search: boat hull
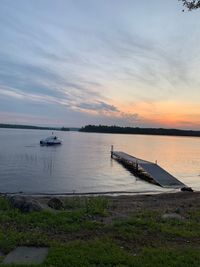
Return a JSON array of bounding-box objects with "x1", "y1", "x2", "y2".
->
[
  {"x1": 40, "y1": 136, "x2": 62, "y2": 145},
  {"x1": 40, "y1": 141, "x2": 61, "y2": 145}
]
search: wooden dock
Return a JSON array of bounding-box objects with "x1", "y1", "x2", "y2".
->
[{"x1": 111, "y1": 149, "x2": 188, "y2": 189}]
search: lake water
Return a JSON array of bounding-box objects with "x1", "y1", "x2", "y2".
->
[{"x1": 0, "y1": 128, "x2": 199, "y2": 194}]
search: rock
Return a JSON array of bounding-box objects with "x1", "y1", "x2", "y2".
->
[
  {"x1": 162, "y1": 213, "x2": 184, "y2": 220},
  {"x1": 47, "y1": 197, "x2": 64, "y2": 210},
  {"x1": 174, "y1": 207, "x2": 182, "y2": 214},
  {"x1": 9, "y1": 196, "x2": 43, "y2": 213},
  {"x1": 3, "y1": 246, "x2": 48, "y2": 265},
  {"x1": 0, "y1": 250, "x2": 4, "y2": 257},
  {"x1": 181, "y1": 187, "x2": 193, "y2": 192}
]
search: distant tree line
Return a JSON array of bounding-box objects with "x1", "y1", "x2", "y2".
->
[
  {"x1": 60, "y1": 127, "x2": 70, "y2": 131},
  {"x1": 80, "y1": 125, "x2": 200, "y2": 137},
  {"x1": 0, "y1": 124, "x2": 69, "y2": 131}
]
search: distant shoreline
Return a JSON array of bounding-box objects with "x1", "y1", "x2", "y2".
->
[
  {"x1": 0, "y1": 124, "x2": 70, "y2": 131},
  {"x1": 1, "y1": 124, "x2": 200, "y2": 137},
  {"x1": 79, "y1": 125, "x2": 200, "y2": 137}
]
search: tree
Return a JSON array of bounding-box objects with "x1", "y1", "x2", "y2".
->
[{"x1": 180, "y1": 0, "x2": 200, "y2": 10}]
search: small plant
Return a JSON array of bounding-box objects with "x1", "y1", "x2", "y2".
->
[
  {"x1": 0, "y1": 197, "x2": 12, "y2": 211},
  {"x1": 64, "y1": 197, "x2": 84, "y2": 210},
  {"x1": 85, "y1": 197, "x2": 108, "y2": 216}
]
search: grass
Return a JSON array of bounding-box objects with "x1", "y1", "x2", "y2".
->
[
  {"x1": 1, "y1": 241, "x2": 200, "y2": 267},
  {"x1": 45, "y1": 239, "x2": 135, "y2": 267},
  {"x1": 112, "y1": 209, "x2": 200, "y2": 241},
  {"x1": 0, "y1": 196, "x2": 200, "y2": 266},
  {"x1": 64, "y1": 196, "x2": 109, "y2": 216}
]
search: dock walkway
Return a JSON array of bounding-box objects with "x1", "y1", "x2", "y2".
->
[{"x1": 112, "y1": 151, "x2": 185, "y2": 188}]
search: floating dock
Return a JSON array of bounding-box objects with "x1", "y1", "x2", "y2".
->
[{"x1": 111, "y1": 148, "x2": 187, "y2": 189}]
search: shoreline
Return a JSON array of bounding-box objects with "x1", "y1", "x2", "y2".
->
[
  {"x1": 1, "y1": 126, "x2": 200, "y2": 138},
  {"x1": 1, "y1": 188, "x2": 178, "y2": 197},
  {"x1": 80, "y1": 125, "x2": 200, "y2": 137},
  {"x1": 3, "y1": 190, "x2": 197, "y2": 210}
]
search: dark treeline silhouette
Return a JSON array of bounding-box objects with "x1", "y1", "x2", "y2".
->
[
  {"x1": 0, "y1": 124, "x2": 70, "y2": 131},
  {"x1": 80, "y1": 125, "x2": 200, "y2": 137},
  {"x1": 60, "y1": 127, "x2": 70, "y2": 131}
]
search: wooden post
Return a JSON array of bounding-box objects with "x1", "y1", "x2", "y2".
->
[{"x1": 111, "y1": 145, "x2": 114, "y2": 158}]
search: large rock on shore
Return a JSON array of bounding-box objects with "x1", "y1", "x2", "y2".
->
[
  {"x1": 8, "y1": 196, "x2": 43, "y2": 213},
  {"x1": 47, "y1": 197, "x2": 64, "y2": 210}
]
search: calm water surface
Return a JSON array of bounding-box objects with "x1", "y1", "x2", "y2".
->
[{"x1": 0, "y1": 128, "x2": 199, "y2": 194}]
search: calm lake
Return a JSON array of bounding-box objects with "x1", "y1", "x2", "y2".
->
[{"x1": 0, "y1": 128, "x2": 199, "y2": 194}]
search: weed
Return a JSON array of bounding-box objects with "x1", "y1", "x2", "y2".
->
[{"x1": 85, "y1": 197, "x2": 109, "y2": 216}]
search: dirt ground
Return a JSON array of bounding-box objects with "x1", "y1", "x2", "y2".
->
[
  {"x1": 19, "y1": 191, "x2": 199, "y2": 217},
  {"x1": 106, "y1": 191, "x2": 199, "y2": 218}
]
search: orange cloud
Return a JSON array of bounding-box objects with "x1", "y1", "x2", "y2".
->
[{"x1": 111, "y1": 99, "x2": 200, "y2": 129}]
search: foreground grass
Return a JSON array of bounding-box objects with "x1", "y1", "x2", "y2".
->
[
  {"x1": 0, "y1": 195, "x2": 200, "y2": 266},
  {"x1": 45, "y1": 242, "x2": 200, "y2": 267}
]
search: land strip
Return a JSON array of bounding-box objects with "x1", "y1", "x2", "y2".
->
[{"x1": 80, "y1": 125, "x2": 200, "y2": 137}]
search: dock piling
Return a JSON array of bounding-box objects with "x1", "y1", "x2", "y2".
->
[{"x1": 111, "y1": 145, "x2": 114, "y2": 158}]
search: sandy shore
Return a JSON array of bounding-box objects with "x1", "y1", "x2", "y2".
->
[
  {"x1": 4, "y1": 191, "x2": 199, "y2": 218},
  {"x1": 107, "y1": 191, "x2": 198, "y2": 216}
]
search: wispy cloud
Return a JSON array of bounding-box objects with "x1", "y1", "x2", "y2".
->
[
  {"x1": 77, "y1": 101, "x2": 119, "y2": 113},
  {"x1": 0, "y1": 0, "x2": 199, "y2": 128}
]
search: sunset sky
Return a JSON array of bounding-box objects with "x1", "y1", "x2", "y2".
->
[{"x1": 0, "y1": 0, "x2": 200, "y2": 129}]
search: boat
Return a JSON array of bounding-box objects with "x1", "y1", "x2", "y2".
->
[{"x1": 40, "y1": 135, "x2": 62, "y2": 145}]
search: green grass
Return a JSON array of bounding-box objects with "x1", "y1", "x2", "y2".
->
[
  {"x1": 0, "y1": 197, "x2": 12, "y2": 211},
  {"x1": 134, "y1": 247, "x2": 200, "y2": 267},
  {"x1": 0, "y1": 229, "x2": 50, "y2": 254},
  {"x1": 64, "y1": 196, "x2": 109, "y2": 216},
  {"x1": 85, "y1": 197, "x2": 109, "y2": 216},
  {"x1": 0, "y1": 196, "x2": 200, "y2": 266},
  {"x1": 0, "y1": 197, "x2": 108, "y2": 253},
  {"x1": 64, "y1": 197, "x2": 85, "y2": 209},
  {"x1": 45, "y1": 239, "x2": 135, "y2": 267},
  {"x1": 1, "y1": 241, "x2": 200, "y2": 267},
  {"x1": 112, "y1": 209, "x2": 200, "y2": 240}
]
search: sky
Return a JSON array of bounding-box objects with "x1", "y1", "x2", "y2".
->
[{"x1": 0, "y1": 0, "x2": 200, "y2": 129}]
